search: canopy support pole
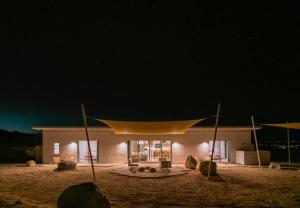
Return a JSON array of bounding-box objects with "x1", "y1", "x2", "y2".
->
[
  {"x1": 208, "y1": 103, "x2": 221, "y2": 180},
  {"x1": 81, "y1": 104, "x2": 96, "y2": 181},
  {"x1": 287, "y1": 121, "x2": 291, "y2": 165},
  {"x1": 251, "y1": 116, "x2": 261, "y2": 167}
]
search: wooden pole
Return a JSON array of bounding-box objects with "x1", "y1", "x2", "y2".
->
[
  {"x1": 208, "y1": 103, "x2": 221, "y2": 180},
  {"x1": 287, "y1": 121, "x2": 291, "y2": 165},
  {"x1": 251, "y1": 116, "x2": 261, "y2": 167},
  {"x1": 127, "y1": 140, "x2": 131, "y2": 165},
  {"x1": 81, "y1": 104, "x2": 96, "y2": 181}
]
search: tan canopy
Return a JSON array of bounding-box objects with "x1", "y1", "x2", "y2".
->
[
  {"x1": 263, "y1": 122, "x2": 300, "y2": 130},
  {"x1": 96, "y1": 118, "x2": 206, "y2": 135}
]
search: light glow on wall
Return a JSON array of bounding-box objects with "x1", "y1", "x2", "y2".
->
[
  {"x1": 116, "y1": 142, "x2": 127, "y2": 154},
  {"x1": 172, "y1": 142, "x2": 183, "y2": 153},
  {"x1": 198, "y1": 142, "x2": 209, "y2": 152},
  {"x1": 68, "y1": 142, "x2": 77, "y2": 161},
  {"x1": 68, "y1": 142, "x2": 77, "y2": 151}
]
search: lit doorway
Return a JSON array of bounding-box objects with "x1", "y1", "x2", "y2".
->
[
  {"x1": 209, "y1": 140, "x2": 230, "y2": 162},
  {"x1": 78, "y1": 140, "x2": 98, "y2": 163},
  {"x1": 129, "y1": 140, "x2": 171, "y2": 164}
]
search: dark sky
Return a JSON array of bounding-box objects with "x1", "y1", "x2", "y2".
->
[{"x1": 1, "y1": 1, "x2": 300, "y2": 132}]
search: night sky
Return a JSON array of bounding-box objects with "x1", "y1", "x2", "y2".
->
[{"x1": 1, "y1": 1, "x2": 300, "y2": 132}]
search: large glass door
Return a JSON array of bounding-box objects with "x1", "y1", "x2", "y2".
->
[
  {"x1": 209, "y1": 140, "x2": 230, "y2": 162},
  {"x1": 150, "y1": 140, "x2": 161, "y2": 162},
  {"x1": 129, "y1": 140, "x2": 171, "y2": 164},
  {"x1": 161, "y1": 140, "x2": 171, "y2": 161},
  {"x1": 78, "y1": 140, "x2": 98, "y2": 163},
  {"x1": 138, "y1": 140, "x2": 150, "y2": 162}
]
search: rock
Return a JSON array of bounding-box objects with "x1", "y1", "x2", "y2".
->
[
  {"x1": 129, "y1": 166, "x2": 137, "y2": 173},
  {"x1": 149, "y1": 167, "x2": 156, "y2": 172},
  {"x1": 269, "y1": 162, "x2": 281, "y2": 169},
  {"x1": 57, "y1": 160, "x2": 77, "y2": 171},
  {"x1": 199, "y1": 161, "x2": 217, "y2": 176},
  {"x1": 138, "y1": 167, "x2": 145, "y2": 172},
  {"x1": 26, "y1": 160, "x2": 36, "y2": 167},
  {"x1": 185, "y1": 155, "x2": 197, "y2": 169},
  {"x1": 57, "y1": 182, "x2": 110, "y2": 208}
]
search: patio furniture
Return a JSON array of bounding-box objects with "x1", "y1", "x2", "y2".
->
[
  {"x1": 139, "y1": 154, "x2": 148, "y2": 161},
  {"x1": 131, "y1": 155, "x2": 139, "y2": 163},
  {"x1": 160, "y1": 160, "x2": 172, "y2": 168},
  {"x1": 52, "y1": 156, "x2": 60, "y2": 164}
]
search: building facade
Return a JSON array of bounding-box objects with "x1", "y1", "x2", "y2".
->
[{"x1": 33, "y1": 126, "x2": 254, "y2": 164}]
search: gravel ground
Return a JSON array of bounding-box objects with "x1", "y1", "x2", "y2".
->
[{"x1": 0, "y1": 164, "x2": 299, "y2": 207}]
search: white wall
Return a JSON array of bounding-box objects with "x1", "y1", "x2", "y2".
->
[{"x1": 41, "y1": 127, "x2": 251, "y2": 164}]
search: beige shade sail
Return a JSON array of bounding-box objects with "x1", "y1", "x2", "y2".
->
[
  {"x1": 96, "y1": 118, "x2": 207, "y2": 135},
  {"x1": 263, "y1": 122, "x2": 300, "y2": 130}
]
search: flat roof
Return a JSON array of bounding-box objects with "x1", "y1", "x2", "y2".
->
[{"x1": 32, "y1": 125, "x2": 261, "y2": 132}]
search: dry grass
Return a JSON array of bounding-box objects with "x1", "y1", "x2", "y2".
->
[{"x1": 0, "y1": 164, "x2": 300, "y2": 207}]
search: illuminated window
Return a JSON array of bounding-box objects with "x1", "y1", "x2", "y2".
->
[
  {"x1": 54, "y1": 143, "x2": 60, "y2": 155},
  {"x1": 209, "y1": 140, "x2": 230, "y2": 161}
]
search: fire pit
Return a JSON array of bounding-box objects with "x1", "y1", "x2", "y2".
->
[{"x1": 110, "y1": 165, "x2": 189, "y2": 178}]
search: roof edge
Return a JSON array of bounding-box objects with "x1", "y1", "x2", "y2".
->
[{"x1": 32, "y1": 125, "x2": 261, "y2": 132}]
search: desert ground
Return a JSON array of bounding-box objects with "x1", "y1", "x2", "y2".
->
[{"x1": 0, "y1": 164, "x2": 300, "y2": 208}]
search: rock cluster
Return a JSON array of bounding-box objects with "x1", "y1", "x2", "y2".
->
[{"x1": 57, "y1": 160, "x2": 77, "y2": 171}]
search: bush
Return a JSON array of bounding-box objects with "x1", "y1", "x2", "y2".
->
[{"x1": 57, "y1": 160, "x2": 77, "y2": 171}]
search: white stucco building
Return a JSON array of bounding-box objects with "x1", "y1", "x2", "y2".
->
[{"x1": 33, "y1": 122, "x2": 255, "y2": 164}]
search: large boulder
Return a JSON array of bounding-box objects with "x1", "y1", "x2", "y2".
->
[
  {"x1": 26, "y1": 160, "x2": 36, "y2": 167},
  {"x1": 57, "y1": 160, "x2": 77, "y2": 171},
  {"x1": 185, "y1": 155, "x2": 198, "y2": 169},
  {"x1": 57, "y1": 182, "x2": 110, "y2": 208},
  {"x1": 269, "y1": 162, "x2": 281, "y2": 169},
  {"x1": 199, "y1": 161, "x2": 217, "y2": 176}
]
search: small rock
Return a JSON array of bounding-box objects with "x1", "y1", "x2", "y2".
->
[
  {"x1": 149, "y1": 167, "x2": 156, "y2": 172},
  {"x1": 57, "y1": 182, "x2": 110, "y2": 208},
  {"x1": 129, "y1": 166, "x2": 137, "y2": 173},
  {"x1": 185, "y1": 155, "x2": 197, "y2": 169},
  {"x1": 199, "y1": 160, "x2": 217, "y2": 176},
  {"x1": 57, "y1": 160, "x2": 77, "y2": 171},
  {"x1": 138, "y1": 167, "x2": 145, "y2": 172},
  {"x1": 269, "y1": 162, "x2": 281, "y2": 169},
  {"x1": 26, "y1": 160, "x2": 36, "y2": 167}
]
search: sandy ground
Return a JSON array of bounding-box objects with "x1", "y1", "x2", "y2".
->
[{"x1": 0, "y1": 164, "x2": 300, "y2": 208}]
